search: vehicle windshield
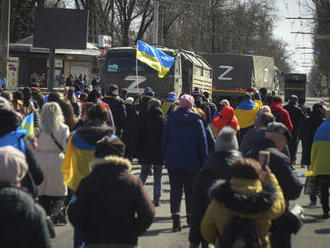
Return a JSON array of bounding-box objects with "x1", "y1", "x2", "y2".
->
[{"x1": 106, "y1": 55, "x2": 173, "y2": 75}]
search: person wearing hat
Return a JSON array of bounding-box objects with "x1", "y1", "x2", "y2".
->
[
  {"x1": 161, "y1": 91, "x2": 177, "y2": 116},
  {"x1": 244, "y1": 122, "x2": 303, "y2": 248},
  {"x1": 68, "y1": 156, "x2": 155, "y2": 248},
  {"x1": 189, "y1": 127, "x2": 241, "y2": 248},
  {"x1": 306, "y1": 110, "x2": 330, "y2": 218},
  {"x1": 284, "y1": 95, "x2": 305, "y2": 165},
  {"x1": 137, "y1": 87, "x2": 155, "y2": 119},
  {"x1": 138, "y1": 98, "x2": 167, "y2": 206},
  {"x1": 162, "y1": 94, "x2": 208, "y2": 232},
  {"x1": 269, "y1": 96, "x2": 293, "y2": 132},
  {"x1": 0, "y1": 146, "x2": 51, "y2": 248},
  {"x1": 103, "y1": 84, "x2": 127, "y2": 137},
  {"x1": 192, "y1": 87, "x2": 212, "y2": 124}
]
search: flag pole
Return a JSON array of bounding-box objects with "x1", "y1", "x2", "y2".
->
[{"x1": 136, "y1": 55, "x2": 140, "y2": 95}]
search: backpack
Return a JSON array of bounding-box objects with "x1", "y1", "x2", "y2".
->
[{"x1": 220, "y1": 216, "x2": 262, "y2": 248}]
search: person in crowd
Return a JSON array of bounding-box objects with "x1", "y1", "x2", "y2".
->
[
  {"x1": 162, "y1": 94, "x2": 208, "y2": 232},
  {"x1": 240, "y1": 112, "x2": 275, "y2": 155},
  {"x1": 269, "y1": 96, "x2": 293, "y2": 131},
  {"x1": 36, "y1": 102, "x2": 70, "y2": 224},
  {"x1": 0, "y1": 146, "x2": 51, "y2": 248},
  {"x1": 0, "y1": 97, "x2": 43, "y2": 198},
  {"x1": 194, "y1": 107, "x2": 215, "y2": 153},
  {"x1": 200, "y1": 158, "x2": 286, "y2": 248},
  {"x1": 1, "y1": 90, "x2": 13, "y2": 102},
  {"x1": 31, "y1": 86, "x2": 44, "y2": 109},
  {"x1": 161, "y1": 91, "x2": 177, "y2": 116},
  {"x1": 69, "y1": 155, "x2": 155, "y2": 248},
  {"x1": 245, "y1": 122, "x2": 302, "y2": 248},
  {"x1": 67, "y1": 87, "x2": 81, "y2": 118},
  {"x1": 12, "y1": 90, "x2": 24, "y2": 117},
  {"x1": 254, "y1": 105, "x2": 271, "y2": 127},
  {"x1": 259, "y1": 87, "x2": 268, "y2": 104},
  {"x1": 284, "y1": 95, "x2": 305, "y2": 165},
  {"x1": 298, "y1": 97, "x2": 310, "y2": 117},
  {"x1": 203, "y1": 91, "x2": 217, "y2": 117},
  {"x1": 306, "y1": 110, "x2": 330, "y2": 218},
  {"x1": 139, "y1": 99, "x2": 167, "y2": 206},
  {"x1": 22, "y1": 87, "x2": 41, "y2": 137},
  {"x1": 138, "y1": 87, "x2": 155, "y2": 118},
  {"x1": 192, "y1": 87, "x2": 211, "y2": 124},
  {"x1": 212, "y1": 105, "x2": 239, "y2": 135},
  {"x1": 122, "y1": 97, "x2": 139, "y2": 161},
  {"x1": 66, "y1": 74, "x2": 74, "y2": 87},
  {"x1": 234, "y1": 92, "x2": 262, "y2": 140},
  {"x1": 120, "y1": 88, "x2": 128, "y2": 101},
  {"x1": 218, "y1": 99, "x2": 230, "y2": 112},
  {"x1": 91, "y1": 76, "x2": 100, "y2": 89},
  {"x1": 103, "y1": 84, "x2": 127, "y2": 137},
  {"x1": 189, "y1": 127, "x2": 241, "y2": 248}
]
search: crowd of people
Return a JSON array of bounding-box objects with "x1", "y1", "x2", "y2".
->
[{"x1": 0, "y1": 83, "x2": 329, "y2": 248}]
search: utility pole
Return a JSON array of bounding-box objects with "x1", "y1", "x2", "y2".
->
[
  {"x1": 153, "y1": 0, "x2": 159, "y2": 45},
  {"x1": 0, "y1": 0, "x2": 11, "y2": 80}
]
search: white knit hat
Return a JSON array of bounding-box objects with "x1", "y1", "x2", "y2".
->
[{"x1": 215, "y1": 127, "x2": 238, "y2": 152}]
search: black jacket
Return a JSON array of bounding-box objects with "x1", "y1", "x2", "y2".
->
[
  {"x1": 76, "y1": 119, "x2": 113, "y2": 146},
  {"x1": 194, "y1": 95, "x2": 211, "y2": 124},
  {"x1": 283, "y1": 103, "x2": 305, "y2": 137},
  {"x1": 69, "y1": 158, "x2": 155, "y2": 245},
  {"x1": 189, "y1": 150, "x2": 241, "y2": 244},
  {"x1": 139, "y1": 107, "x2": 166, "y2": 165},
  {"x1": 103, "y1": 96, "x2": 127, "y2": 136},
  {"x1": 245, "y1": 138, "x2": 302, "y2": 202},
  {"x1": 0, "y1": 183, "x2": 51, "y2": 248}
]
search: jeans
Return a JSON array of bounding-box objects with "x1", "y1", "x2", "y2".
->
[
  {"x1": 139, "y1": 164, "x2": 163, "y2": 201},
  {"x1": 167, "y1": 168, "x2": 197, "y2": 215},
  {"x1": 39, "y1": 195, "x2": 66, "y2": 217}
]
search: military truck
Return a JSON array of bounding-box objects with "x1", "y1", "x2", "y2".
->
[
  {"x1": 100, "y1": 47, "x2": 213, "y2": 98},
  {"x1": 284, "y1": 73, "x2": 306, "y2": 101},
  {"x1": 200, "y1": 53, "x2": 276, "y2": 101}
]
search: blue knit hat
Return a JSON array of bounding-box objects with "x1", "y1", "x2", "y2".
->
[{"x1": 144, "y1": 87, "x2": 154, "y2": 97}]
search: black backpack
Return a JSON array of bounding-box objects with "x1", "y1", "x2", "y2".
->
[{"x1": 220, "y1": 216, "x2": 262, "y2": 248}]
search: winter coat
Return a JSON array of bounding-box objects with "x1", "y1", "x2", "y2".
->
[
  {"x1": 234, "y1": 99, "x2": 262, "y2": 129},
  {"x1": 299, "y1": 111, "x2": 324, "y2": 165},
  {"x1": 138, "y1": 95, "x2": 153, "y2": 118},
  {"x1": 239, "y1": 127, "x2": 267, "y2": 155},
  {"x1": 194, "y1": 95, "x2": 211, "y2": 124},
  {"x1": 270, "y1": 102, "x2": 293, "y2": 131},
  {"x1": 139, "y1": 107, "x2": 166, "y2": 165},
  {"x1": 212, "y1": 106, "x2": 239, "y2": 133},
  {"x1": 244, "y1": 138, "x2": 303, "y2": 202},
  {"x1": 122, "y1": 103, "x2": 140, "y2": 159},
  {"x1": 283, "y1": 103, "x2": 305, "y2": 137},
  {"x1": 189, "y1": 150, "x2": 241, "y2": 245},
  {"x1": 0, "y1": 182, "x2": 51, "y2": 248},
  {"x1": 161, "y1": 94, "x2": 177, "y2": 115},
  {"x1": 103, "y1": 96, "x2": 127, "y2": 136},
  {"x1": 201, "y1": 174, "x2": 286, "y2": 248},
  {"x1": 36, "y1": 123, "x2": 70, "y2": 196},
  {"x1": 162, "y1": 108, "x2": 208, "y2": 171},
  {"x1": 69, "y1": 157, "x2": 155, "y2": 246}
]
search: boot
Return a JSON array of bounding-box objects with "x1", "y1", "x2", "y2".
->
[{"x1": 172, "y1": 214, "x2": 182, "y2": 232}]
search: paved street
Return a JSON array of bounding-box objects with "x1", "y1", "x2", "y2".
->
[{"x1": 51, "y1": 141, "x2": 330, "y2": 248}]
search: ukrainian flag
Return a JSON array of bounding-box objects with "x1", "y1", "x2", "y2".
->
[
  {"x1": 306, "y1": 120, "x2": 330, "y2": 177},
  {"x1": 62, "y1": 133, "x2": 96, "y2": 191},
  {"x1": 234, "y1": 99, "x2": 262, "y2": 129},
  {"x1": 20, "y1": 113, "x2": 35, "y2": 137},
  {"x1": 136, "y1": 40, "x2": 175, "y2": 78}
]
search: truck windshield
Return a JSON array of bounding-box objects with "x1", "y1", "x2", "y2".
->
[{"x1": 106, "y1": 55, "x2": 173, "y2": 75}]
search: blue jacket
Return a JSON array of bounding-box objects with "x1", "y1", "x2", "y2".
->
[{"x1": 162, "y1": 109, "x2": 208, "y2": 171}]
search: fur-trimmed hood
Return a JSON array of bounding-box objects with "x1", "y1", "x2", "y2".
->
[{"x1": 210, "y1": 179, "x2": 277, "y2": 215}]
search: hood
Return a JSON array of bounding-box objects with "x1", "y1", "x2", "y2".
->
[
  {"x1": 77, "y1": 120, "x2": 113, "y2": 145},
  {"x1": 220, "y1": 106, "x2": 235, "y2": 121},
  {"x1": 166, "y1": 92, "x2": 177, "y2": 102},
  {"x1": 236, "y1": 99, "x2": 255, "y2": 110},
  {"x1": 210, "y1": 179, "x2": 277, "y2": 215},
  {"x1": 270, "y1": 102, "x2": 283, "y2": 112},
  {"x1": 169, "y1": 108, "x2": 201, "y2": 126},
  {"x1": 147, "y1": 107, "x2": 164, "y2": 117}
]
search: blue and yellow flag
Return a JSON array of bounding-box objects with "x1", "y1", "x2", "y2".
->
[
  {"x1": 136, "y1": 40, "x2": 175, "y2": 78},
  {"x1": 20, "y1": 113, "x2": 35, "y2": 137},
  {"x1": 234, "y1": 99, "x2": 262, "y2": 129}
]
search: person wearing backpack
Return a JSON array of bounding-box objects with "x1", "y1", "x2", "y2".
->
[{"x1": 201, "y1": 158, "x2": 286, "y2": 248}]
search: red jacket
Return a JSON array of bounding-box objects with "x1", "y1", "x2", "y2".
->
[
  {"x1": 212, "y1": 106, "x2": 238, "y2": 133},
  {"x1": 270, "y1": 102, "x2": 293, "y2": 131}
]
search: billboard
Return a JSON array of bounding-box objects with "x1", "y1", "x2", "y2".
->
[{"x1": 33, "y1": 8, "x2": 88, "y2": 49}]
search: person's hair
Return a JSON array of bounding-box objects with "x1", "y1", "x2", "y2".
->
[
  {"x1": 1, "y1": 91, "x2": 13, "y2": 102},
  {"x1": 22, "y1": 87, "x2": 32, "y2": 107},
  {"x1": 95, "y1": 136, "x2": 126, "y2": 158},
  {"x1": 58, "y1": 99, "x2": 77, "y2": 131},
  {"x1": 230, "y1": 158, "x2": 261, "y2": 180},
  {"x1": 80, "y1": 92, "x2": 88, "y2": 102},
  {"x1": 259, "y1": 88, "x2": 267, "y2": 95},
  {"x1": 48, "y1": 92, "x2": 62, "y2": 103},
  {"x1": 87, "y1": 104, "x2": 109, "y2": 122},
  {"x1": 88, "y1": 89, "x2": 101, "y2": 103},
  {"x1": 193, "y1": 107, "x2": 206, "y2": 123},
  {"x1": 40, "y1": 102, "x2": 65, "y2": 133},
  {"x1": 258, "y1": 112, "x2": 274, "y2": 127},
  {"x1": 271, "y1": 96, "x2": 282, "y2": 103}
]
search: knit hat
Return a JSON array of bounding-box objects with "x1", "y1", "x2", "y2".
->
[
  {"x1": 108, "y1": 84, "x2": 119, "y2": 96},
  {"x1": 0, "y1": 146, "x2": 28, "y2": 183},
  {"x1": 219, "y1": 99, "x2": 230, "y2": 107},
  {"x1": 166, "y1": 92, "x2": 177, "y2": 102},
  {"x1": 259, "y1": 105, "x2": 271, "y2": 114},
  {"x1": 148, "y1": 98, "x2": 161, "y2": 109},
  {"x1": 215, "y1": 126, "x2": 238, "y2": 152},
  {"x1": 192, "y1": 87, "x2": 201, "y2": 96},
  {"x1": 95, "y1": 136, "x2": 126, "y2": 158},
  {"x1": 144, "y1": 87, "x2": 155, "y2": 97},
  {"x1": 125, "y1": 97, "x2": 134, "y2": 104},
  {"x1": 179, "y1": 94, "x2": 194, "y2": 109}
]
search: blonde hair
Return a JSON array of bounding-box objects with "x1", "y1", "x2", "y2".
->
[{"x1": 40, "y1": 102, "x2": 65, "y2": 133}]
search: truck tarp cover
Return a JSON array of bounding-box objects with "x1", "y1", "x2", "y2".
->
[{"x1": 253, "y1": 55, "x2": 275, "y2": 89}]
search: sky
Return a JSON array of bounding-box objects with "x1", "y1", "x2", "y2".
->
[{"x1": 273, "y1": 0, "x2": 315, "y2": 74}]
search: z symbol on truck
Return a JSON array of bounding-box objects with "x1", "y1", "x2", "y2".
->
[
  {"x1": 218, "y1": 65, "x2": 234, "y2": 80},
  {"x1": 125, "y1": 75, "x2": 146, "y2": 93}
]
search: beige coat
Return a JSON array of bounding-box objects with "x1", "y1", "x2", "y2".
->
[{"x1": 36, "y1": 123, "x2": 70, "y2": 196}]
